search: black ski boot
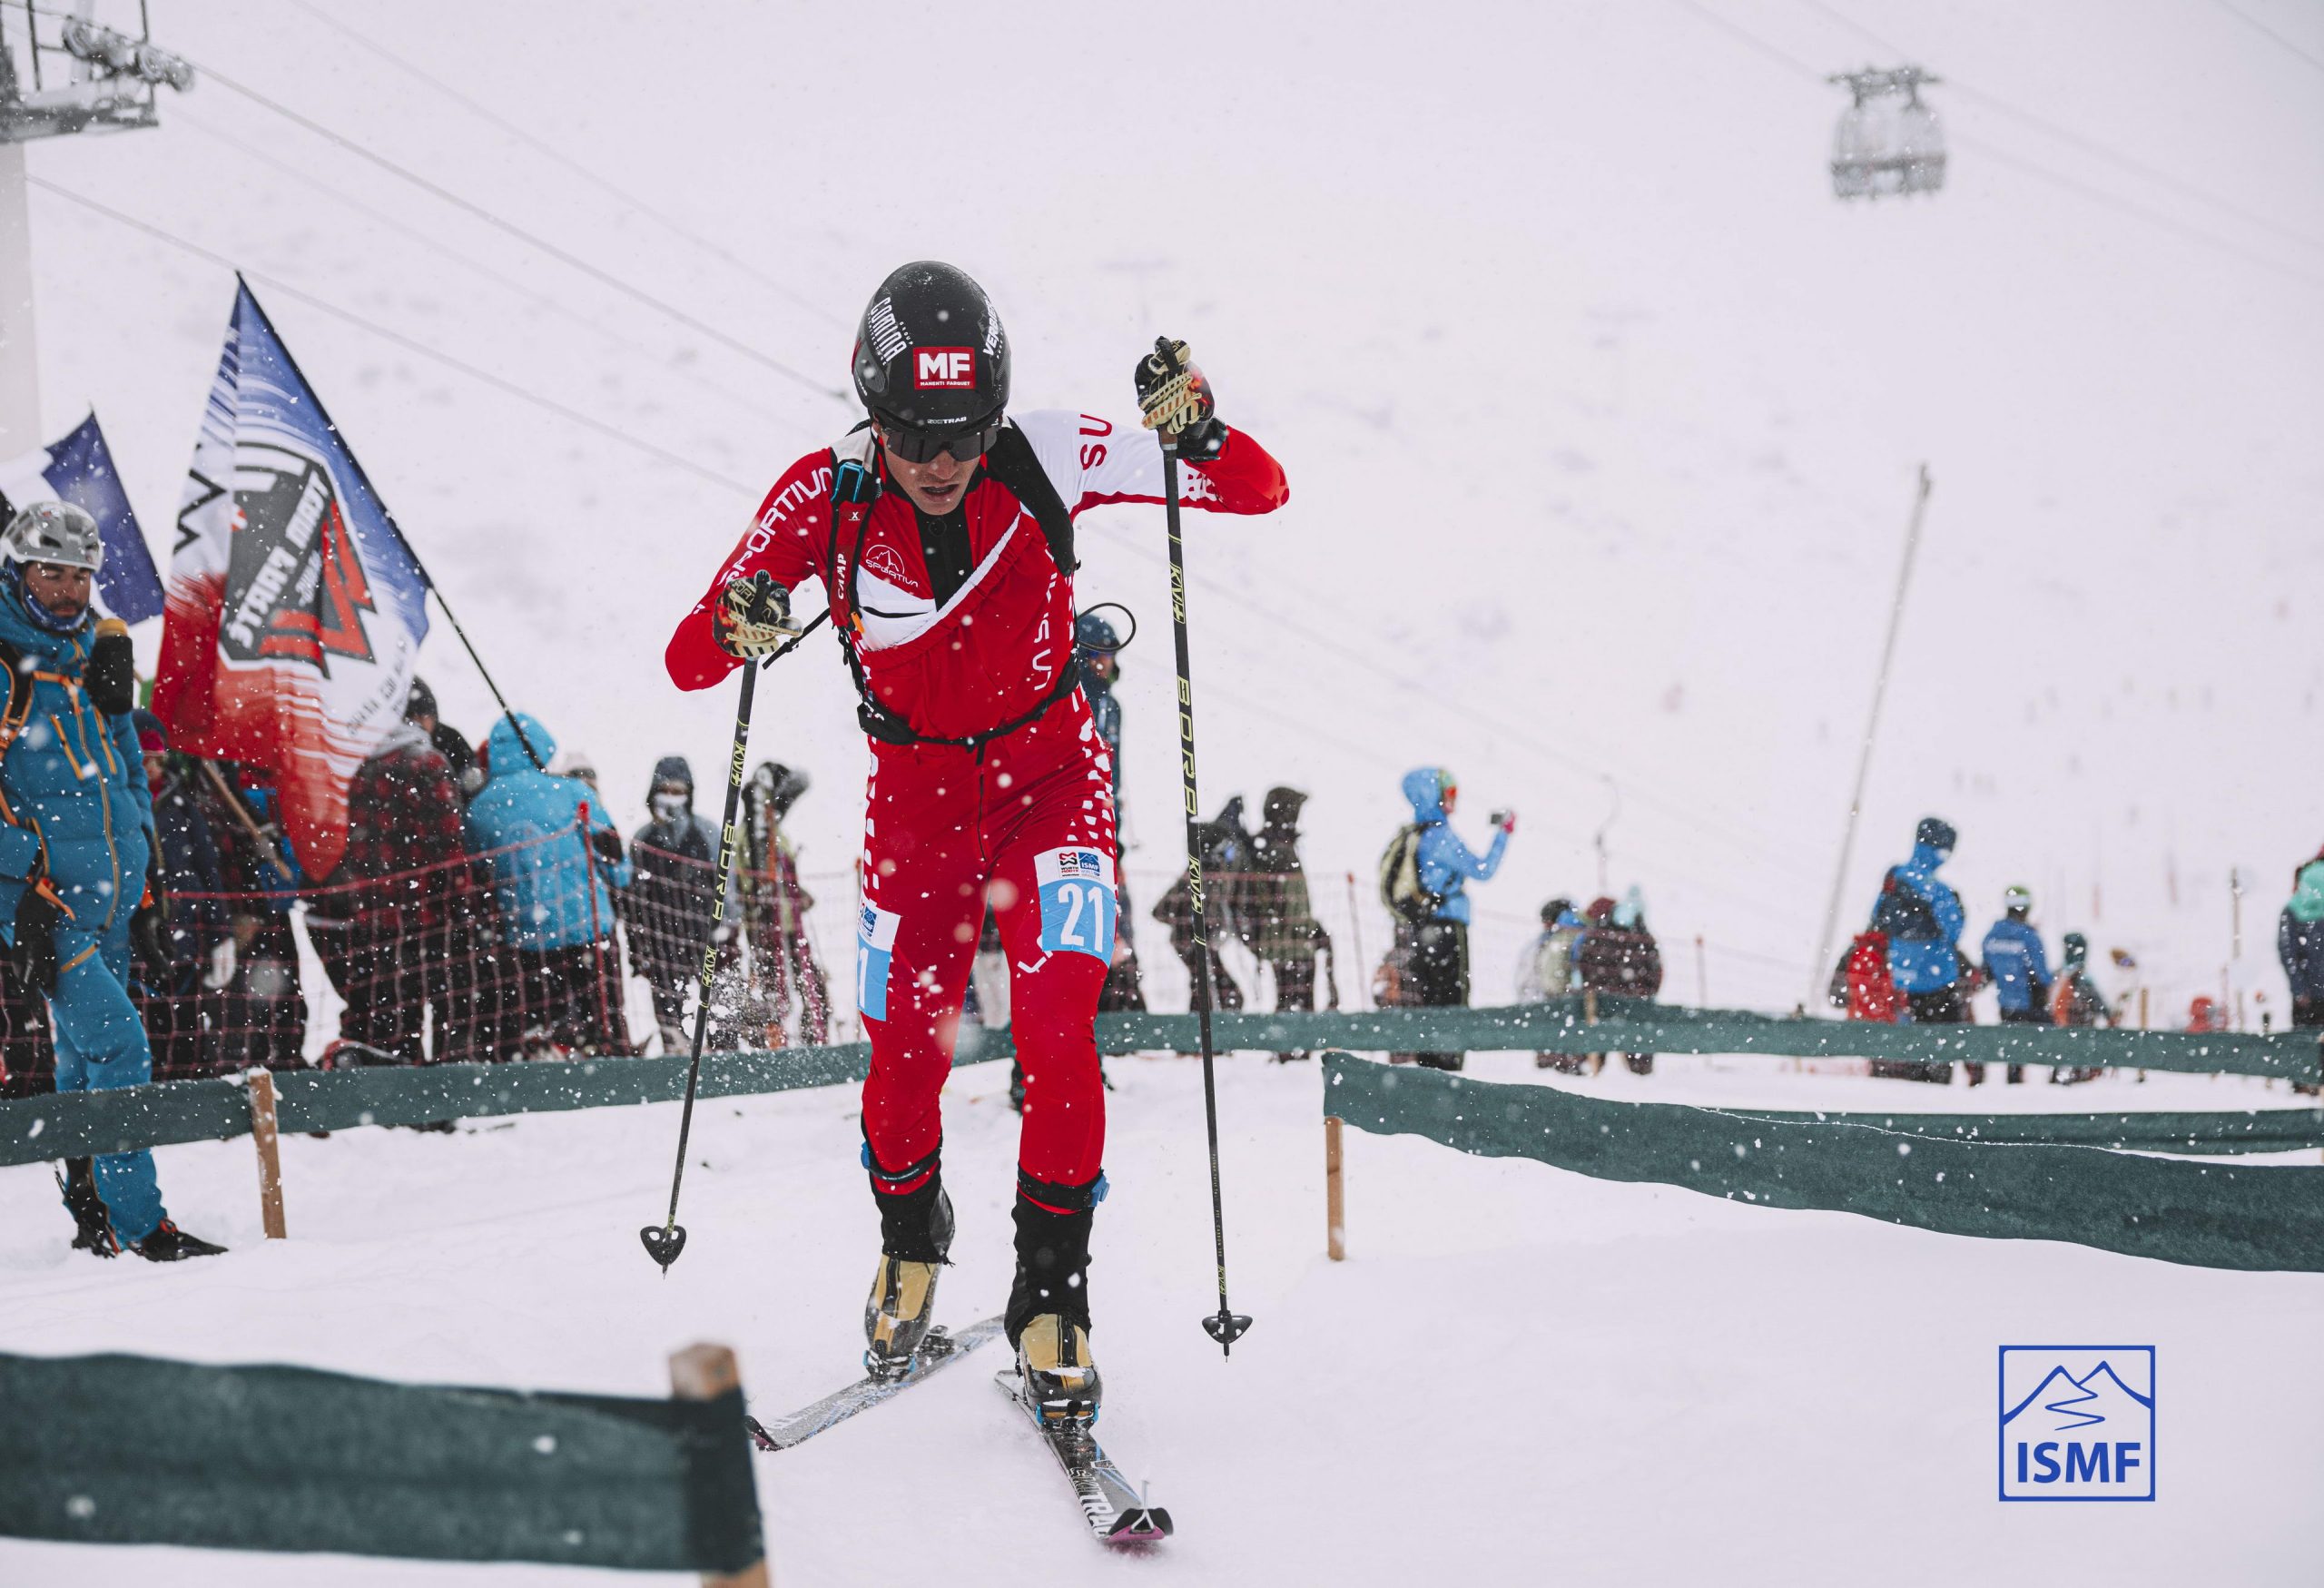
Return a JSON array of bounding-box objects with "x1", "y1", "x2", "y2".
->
[
  {"x1": 862, "y1": 1148, "x2": 953, "y2": 1380},
  {"x1": 57, "y1": 1159, "x2": 117, "y2": 1258},
  {"x1": 1006, "y1": 1170, "x2": 1103, "y2": 1425},
  {"x1": 132, "y1": 1220, "x2": 227, "y2": 1262}
]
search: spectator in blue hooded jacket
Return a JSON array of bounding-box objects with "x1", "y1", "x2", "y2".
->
[
  {"x1": 1867, "y1": 816, "x2": 1966, "y2": 1082},
  {"x1": 465, "y1": 712, "x2": 634, "y2": 1057},
  {"x1": 1395, "y1": 766, "x2": 1513, "y2": 1070}
]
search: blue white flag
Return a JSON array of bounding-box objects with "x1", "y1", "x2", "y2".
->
[{"x1": 0, "y1": 411, "x2": 167, "y2": 623}]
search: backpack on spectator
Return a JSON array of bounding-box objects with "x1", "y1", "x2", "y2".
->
[
  {"x1": 1870, "y1": 868, "x2": 1940, "y2": 942},
  {"x1": 1377, "y1": 823, "x2": 1443, "y2": 924}
]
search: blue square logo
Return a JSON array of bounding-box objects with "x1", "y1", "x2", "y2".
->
[{"x1": 1999, "y1": 1346, "x2": 2155, "y2": 1502}]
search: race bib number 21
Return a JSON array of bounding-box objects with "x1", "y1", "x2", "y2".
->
[{"x1": 1034, "y1": 847, "x2": 1117, "y2": 962}]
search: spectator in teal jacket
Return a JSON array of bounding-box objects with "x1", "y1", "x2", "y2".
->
[{"x1": 465, "y1": 711, "x2": 634, "y2": 1055}]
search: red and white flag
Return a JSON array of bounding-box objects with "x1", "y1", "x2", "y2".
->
[{"x1": 154, "y1": 281, "x2": 433, "y2": 879}]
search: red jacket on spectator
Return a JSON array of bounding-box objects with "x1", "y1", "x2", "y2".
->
[
  {"x1": 1845, "y1": 930, "x2": 1902, "y2": 1022},
  {"x1": 307, "y1": 722, "x2": 476, "y2": 924}
]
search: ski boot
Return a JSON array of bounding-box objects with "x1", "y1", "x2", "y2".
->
[
  {"x1": 57, "y1": 1159, "x2": 117, "y2": 1258},
  {"x1": 131, "y1": 1220, "x2": 227, "y2": 1262},
  {"x1": 862, "y1": 1155, "x2": 952, "y2": 1381},
  {"x1": 1005, "y1": 1169, "x2": 1103, "y2": 1425},
  {"x1": 1015, "y1": 1313, "x2": 1103, "y2": 1427}
]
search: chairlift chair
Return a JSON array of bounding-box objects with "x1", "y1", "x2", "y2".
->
[{"x1": 1828, "y1": 65, "x2": 1945, "y2": 201}]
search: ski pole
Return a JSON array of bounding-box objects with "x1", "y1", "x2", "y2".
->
[
  {"x1": 641, "y1": 656, "x2": 762, "y2": 1272},
  {"x1": 1159, "y1": 430, "x2": 1253, "y2": 1355}
]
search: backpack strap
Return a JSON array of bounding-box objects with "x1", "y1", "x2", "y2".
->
[
  {"x1": 823, "y1": 420, "x2": 1081, "y2": 754},
  {"x1": 976, "y1": 420, "x2": 1077, "y2": 575}
]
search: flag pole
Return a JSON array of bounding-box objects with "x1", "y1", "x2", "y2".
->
[
  {"x1": 424, "y1": 583, "x2": 545, "y2": 770},
  {"x1": 228, "y1": 276, "x2": 547, "y2": 771}
]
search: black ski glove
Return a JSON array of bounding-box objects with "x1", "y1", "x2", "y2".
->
[
  {"x1": 715, "y1": 572, "x2": 795, "y2": 660},
  {"x1": 131, "y1": 853, "x2": 169, "y2": 970},
  {"x1": 86, "y1": 618, "x2": 136, "y2": 718},
  {"x1": 1135, "y1": 338, "x2": 1227, "y2": 461},
  {"x1": 11, "y1": 866, "x2": 73, "y2": 998},
  {"x1": 589, "y1": 825, "x2": 625, "y2": 867}
]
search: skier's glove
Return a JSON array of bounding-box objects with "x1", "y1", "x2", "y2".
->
[
  {"x1": 715, "y1": 572, "x2": 797, "y2": 660},
  {"x1": 589, "y1": 825, "x2": 625, "y2": 867},
  {"x1": 202, "y1": 936, "x2": 238, "y2": 991},
  {"x1": 1135, "y1": 338, "x2": 1227, "y2": 460},
  {"x1": 86, "y1": 618, "x2": 136, "y2": 718},
  {"x1": 11, "y1": 866, "x2": 74, "y2": 998}
]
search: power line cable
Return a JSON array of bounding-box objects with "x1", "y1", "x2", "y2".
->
[
  {"x1": 1951, "y1": 133, "x2": 2321, "y2": 290},
  {"x1": 176, "y1": 53, "x2": 850, "y2": 405},
  {"x1": 1101, "y1": 530, "x2": 1826, "y2": 875},
  {"x1": 173, "y1": 111, "x2": 806, "y2": 434},
  {"x1": 1797, "y1": 0, "x2": 2324, "y2": 256},
  {"x1": 31, "y1": 176, "x2": 763, "y2": 497},
  {"x1": 2211, "y1": 0, "x2": 2324, "y2": 75},
  {"x1": 279, "y1": 0, "x2": 847, "y2": 330}
]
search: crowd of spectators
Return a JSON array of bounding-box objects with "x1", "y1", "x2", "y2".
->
[
  {"x1": 0, "y1": 677, "x2": 832, "y2": 1099},
  {"x1": 1825, "y1": 816, "x2": 2324, "y2": 1085}
]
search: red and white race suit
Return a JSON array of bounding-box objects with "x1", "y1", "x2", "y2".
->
[{"x1": 667, "y1": 410, "x2": 1287, "y2": 1198}]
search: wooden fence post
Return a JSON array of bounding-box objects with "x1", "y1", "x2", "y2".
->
[
  {"x1": 670, "y1": 1344, "x2": 771, "y2": 1588},
  {"x1": 1324, "y1": 1115, "x2": 1344, "y2": 1262},
  {"x1": 1584, "y1": 987, "x2": 1602, "y2": 1076},
  {"x1": 247, "y1": 1070, "x2": 287, "y2": 1240}
]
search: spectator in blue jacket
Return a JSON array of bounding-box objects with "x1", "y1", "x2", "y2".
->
[
  {"x1": 0, "y1": 503, "x2": 222, "y2": 1259},
  {"x1": 1397, "y1": 766, "x2": 1513, "y2": 1070},
  {"x1": 1868, "y1": 816, "x2": 1966, "y2": 1082},
  {"x1": 465, "y1": 712, "x2": 634, "y2": 1057},
  {"x1": 1980, "y1": 883, "x2": 2052, "y2": 1084}
]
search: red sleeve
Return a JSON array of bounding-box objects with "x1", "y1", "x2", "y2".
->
[
  {"x1": 665, "y1": 449, "x2": 835, "y2": 691},
  {"x1": 1072, "y1": 419, "x2": 1288, "y2": 517}
]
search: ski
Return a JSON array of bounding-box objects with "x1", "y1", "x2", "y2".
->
[
  {"x1": 748, "y1": 1316, "x2": 1004, "y2": 1452},
  {"x1": 993, "y1": 1368, "x2": 1173, "y2": 1544}
]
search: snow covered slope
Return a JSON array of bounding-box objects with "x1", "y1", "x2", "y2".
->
[
  {"x1": 5, "y1": 1060, "x2": 2322, "y2": 1585},
  {"x1": 15, "y1": 0, "x2": 2321, "y2": 1021}
]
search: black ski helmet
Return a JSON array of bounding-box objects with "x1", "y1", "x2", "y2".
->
[{"x1": 851, "y1": 261, "x2": 1009, "y2": 459}]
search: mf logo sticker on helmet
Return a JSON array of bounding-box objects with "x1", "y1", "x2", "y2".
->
[
  {"x1": 218, "y1": 440, "x2": 379, "y2": 672},
  {"x1": 913, "y1": 349, "x2": 976, "y2": 390}
]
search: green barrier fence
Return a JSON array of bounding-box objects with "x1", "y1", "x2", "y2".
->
[
  {"x1": 0, "y1": 1345, "x2": 765, "y2": 1579},
  {"x1": 1720, "y1": 1107, "x2": 2324, "y2": 1155},
  {"x1": 1096, "y1": 999, "x2": 2324, "y2": 1081},
  {"x1": 3, "y1": 1003, "x2": 2316, "y2": 1173},
  {"x1": 1322, "y1": 1052, "x2": 2324, "y2": 1273}
]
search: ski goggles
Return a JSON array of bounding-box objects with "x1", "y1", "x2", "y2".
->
[{"x1": 874, "y1": 412, "x2": 1005, "y2": 465}]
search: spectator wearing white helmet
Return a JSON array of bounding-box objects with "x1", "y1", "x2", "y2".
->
[{"x1": 0, "y1": 503, "x2": 225, "y2": 1260}]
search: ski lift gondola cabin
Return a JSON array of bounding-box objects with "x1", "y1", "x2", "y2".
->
[{"x1": 1828, "y1": 65, "x2": 1945, "y2": 200}]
